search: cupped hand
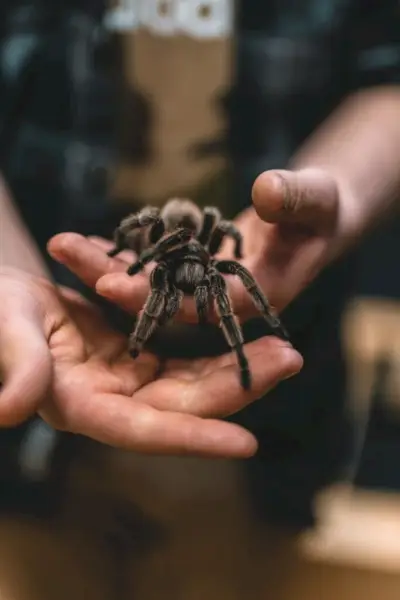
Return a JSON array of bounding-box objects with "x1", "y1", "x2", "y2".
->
[
  {"x1": 49, "y1": 168, "x2": 343, "y2": 326},
  {"x1": 0, "y1": 268, "x2": 302, "y2": 458}
]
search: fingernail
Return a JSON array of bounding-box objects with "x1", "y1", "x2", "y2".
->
[
  {"x1": 49, "y1": 249, "x2": 66, "y2": 264},
  {"x1": 283, "y1": 370, "x2": 299, "y2": 381},
  {"x1": 272, "y1": 172, "x2": 293, "y2": 212},
  {"x1": 252, "y1": 170, "x2": 291, "y2": 220},
  {"x1": 273, "y1": 338, "x2": 294, "y2": 349},
  {"x1": 96, "y1": 278, "x2": 112, "y2": 294},
  {"x1": 283, "y1": 350, "x2": 303, "y2": 380}
]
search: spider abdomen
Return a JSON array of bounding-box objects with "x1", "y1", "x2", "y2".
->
[{"x1": 173, "y1": 261, "x2": 206, "y2": 295}]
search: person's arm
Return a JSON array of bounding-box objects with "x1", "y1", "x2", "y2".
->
[
  {"x1": 0, "y1": 175, "x2": 51, "y2": 278},
  {"x1": 290, "y1": 86, "x2": 400, "y2": 250}
]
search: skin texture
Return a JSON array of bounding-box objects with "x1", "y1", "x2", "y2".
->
[{"x1": 0, "y1": 267, "x2": 302, "y2": 458}]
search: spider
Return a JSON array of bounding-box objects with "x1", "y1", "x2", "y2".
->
[{"x1": 107, "y1": 198, "x2": 289, "y2": 390}]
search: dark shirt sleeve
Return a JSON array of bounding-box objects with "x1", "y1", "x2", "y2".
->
[
  {"x1": 345, "y1": 1, "x2": 400, "y2": 299},
  {"x1": 346, "y1": 0, "x2": 400, "y2": 90}
]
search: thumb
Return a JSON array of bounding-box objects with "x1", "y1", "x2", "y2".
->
[
  {"x1": 252, "y1": 168, "x2": 339, "y2": 230},
  {"x1": 0, "y1": 305, "x2": 52, "y2": 427}
]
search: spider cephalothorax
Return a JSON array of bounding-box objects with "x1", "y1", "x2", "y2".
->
[{"x1": 107, "y1": 198, "x2": 288, "y2": 390}]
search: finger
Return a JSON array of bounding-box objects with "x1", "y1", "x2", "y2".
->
[
  {"x1": 0, "y1": 307, "x2": 52, "y2": 427},
  {"x1": 96, "y1": 268, "x2": 271, "y2": 325},
  {"x1": 88, "y1": 236, "x2": 137, "y2": 264},
  {"x1": 95, "y1": 272, "x2": 152, "y2": 317},
  {"x1": 143, "y1": 337, "x2": 303, "y2": 417},
  {"x1": 66, "y1": 393, "x2": 258, "y2": 458},
  {"x1": 87, "y1": 236, "x2": 115, "y2": 252},
  {"x1": 96, "y1": 272, "x2": 200, "y2": 323},
  {"x1": 47, "y1": 233, "x2": 127, "y2": 288},
  {"x1": 252, "y1": 168, "x2": 339, "y2": 230}
]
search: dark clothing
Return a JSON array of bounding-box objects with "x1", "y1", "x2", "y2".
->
[
  {"x1": 230, "y1": 0, "x2": 400, "y2": 526},
  {"x1": 0, "y1": 1, "x2": 120, "y2": 265},
  {"x1": 0, "y1": 0, "x2": 399, "y2": 527},
  {"x1": 231, "y1": 0, "x2": 400, "y2": 207},
  {"x1": 354, "y1": 218, "x2": 400, "y2": 300}
]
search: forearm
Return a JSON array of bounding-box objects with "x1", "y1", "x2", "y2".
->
[
  {"x1": 291, "y1": 86, "x2": 400, "y2": 245},
  {"x1": 0, "y1": 175, "x2": 51, "y2": 278}
]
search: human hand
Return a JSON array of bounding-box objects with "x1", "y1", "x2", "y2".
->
[
  {"x1": 229, "y1": 167, "x2": 355, "y2": 316},
  {"x1": 0, "y1": 267, "x2": 302, "y2": 458},
  {"x1": 62, "y1": 169, "x2": 347, "y2": 325},
  {"x1": 213, "y1": 167, "x2": 346, "y2": 321}
]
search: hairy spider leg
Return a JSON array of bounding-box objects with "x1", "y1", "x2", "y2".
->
[
  {"x1": 129, "y1": 264, "x2": 170, "y2": 358},
  {"x1": 194, "y1": 278, "x2": 211, "y2": 324},
  {"x1": 215, "y1": 260, "x2": 289, "y2": 340},
  {"x1": 158, "y1": 284, "x2": 184, "y2": 326},
  {"x1": 127, "y1": 228, "x2": 193, "y2": 276},
  {"x1": 107, "y1": 207, "x2": 164, "y2": 257},
  {"x1": 197, "y1": 206, "x2": 221, "y2": 246},
  {"x1": 209, "y1": 268, "x2": 251, "y2": 390},
  {"x1": 208, "y1": 221, "x2": 243, "y2": 259},
  {"x1": 107, "y1": 233, "x2": 129, "y2": 257},
  {"x1": 123, "y1": 228, "x2": 143, "y2": 256}
]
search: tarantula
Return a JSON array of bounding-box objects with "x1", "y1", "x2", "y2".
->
[{"x1": 107, "y1": 198, "x2": 288, "y2": 390}]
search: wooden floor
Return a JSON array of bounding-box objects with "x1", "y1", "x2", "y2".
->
[{"x1": 2, "y1": 296, "x2": 400, "y2": 600}]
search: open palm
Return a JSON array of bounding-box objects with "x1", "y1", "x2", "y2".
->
[{"x1": 0, "y1": 269, "x2": 301, "y2": 458}]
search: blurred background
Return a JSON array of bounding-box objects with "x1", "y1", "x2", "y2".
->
[{"x1": 1, "y1": 1, "x2": 400, "y2": 599}]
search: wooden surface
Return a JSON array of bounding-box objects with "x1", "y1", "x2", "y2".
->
[{"x1": 302, "y1": 484, "x2": 400, "y2": 571}]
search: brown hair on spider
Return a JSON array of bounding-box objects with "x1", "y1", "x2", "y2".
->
[{"x1": 160, "y1": 198, "x2": 203, "y2": 235}]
